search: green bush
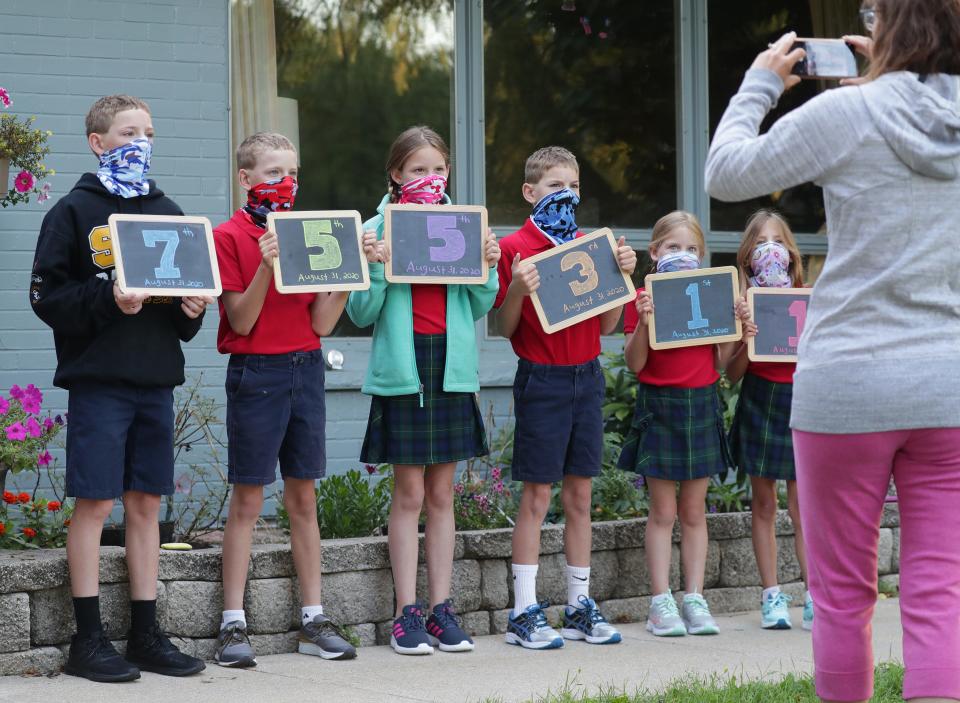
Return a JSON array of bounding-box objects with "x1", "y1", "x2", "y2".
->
[{"x1": 277, "y1": 466, "x2": 391, "y2": 539}]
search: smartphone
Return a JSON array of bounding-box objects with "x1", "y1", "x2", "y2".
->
[{"x1": 790, "y1": 38, "x2": 858, "y2": 80}]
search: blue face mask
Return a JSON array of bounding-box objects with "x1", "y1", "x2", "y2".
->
[
  {"x1": 531, "y1": 188, "x2": 580, "y2": 246},
  {"x1": 96, "y1": 138, "x2": 152, "y2": 198},
  {"x1": 656, "y1": 250, "x2": 700, "y2": 273}
]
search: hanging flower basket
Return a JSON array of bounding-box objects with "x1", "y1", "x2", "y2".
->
[{"x1": 0, "y1": 86, "x2": 53, "y2": 208}]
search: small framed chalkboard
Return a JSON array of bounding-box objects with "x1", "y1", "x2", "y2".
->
[
  {"x1": 524, "y1": 228, "x2": 636, "y2": 334},
  {"x1": 645, "y1": 266, "x2": 742, "y2": 350},
  {"x1": 747, "y1": 287, "x2": 811, "y2": 362},
  {"x1": 108, "y1": 214, "x2": 222, "y2": 297},
  {"x1": 267, "y1": 210, "x2": 370, "y2": 293},
  {"x1": 383, "y1": 204, "x2": 489, "y2": 284}
]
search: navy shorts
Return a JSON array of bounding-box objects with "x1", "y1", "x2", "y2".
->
[
  {"x1": 226, "y1": 350, "x2": 326, "y2": 486},
  {"x1": 66, "y1": 383, "x2": 175, "y2": 499},
  {"x1": 511, "y1": 357, "x2": 605, "y2": 484}
]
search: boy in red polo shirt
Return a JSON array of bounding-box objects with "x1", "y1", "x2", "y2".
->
[
  {"x1": 212, "y1": 132, "x2": 356, "y2": 666},
  {"x1": 495, "y1": 146, "x2": 636, "y2": 649}
]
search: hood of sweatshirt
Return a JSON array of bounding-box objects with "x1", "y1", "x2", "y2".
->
[
  {"x1": 862, "y1": 72, "x2": 960, "y2": 180},
  {"x1": 71, "y1": 172, "x2": 168, "y2": 202}
]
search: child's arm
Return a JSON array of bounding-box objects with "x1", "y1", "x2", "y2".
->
[
  {"x1": 624, "y1": 292, "x2": 653, "y2": 373},
  {"x1": 719, "y1": 295, "x2": 755, "y2": 380},
  {"x1": 310, "y1": 292, "x2": 349, "y2": 337},
  {"x1": 599, "y1": 237, "x2": 638, "y2": 335},
  {"x1": 220, "y1": 229, "x2": 278, "y2": 336},
  {"x1": 465, "y1": 229, "x2": 502, "y2": 320},
  {"x1": 497, "y1": 253, "x2": 539, "y2": 338},
  {"x1": 345, "y1": 229, "x2": 389, "y2": 328}
]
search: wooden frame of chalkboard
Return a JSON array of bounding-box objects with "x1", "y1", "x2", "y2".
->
[
  {"x1": 108, "y1": 214, "x2": 222, "y2": 297},
  {"x1": 383, "y1": 204, "x2": 489, "y2": 284},
  {"x1": 645, "y1": 266, "x2": 742, "y2": 350},
  {"x1": 267, "y1": 210, "x2": 371, "y2": 294},
  {"x1": 524, "y1": 228, "x2": 636, "y2": 334},
  {"x1": 746, "y1": 287, "x2": 811, "y2": 362}
]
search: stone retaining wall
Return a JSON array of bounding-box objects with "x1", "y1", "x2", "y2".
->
[{"x1": 0, "y1": 507, "x2": 901, "y2": 676}]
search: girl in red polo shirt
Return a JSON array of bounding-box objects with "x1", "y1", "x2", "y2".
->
[
  {"x1": 619, "y1": 211, "x2": 741, "y2": 638},
  {"x1": 724, "y1": 210, "x2": 812, "y2": 632}
]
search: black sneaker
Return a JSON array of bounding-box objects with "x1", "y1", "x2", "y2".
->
[
  {"x1": 64, "y1": 631, "x2": 140, "y2": 683},
  {"x1": 298, "y1": 613, "x2": 357, "y2": 660},
  {"x1": 125, "y1": 625, "x2": 206, "y2": 676},
  {"x1": 426, "y1": 600, "x2": 474, "y2": 652}
]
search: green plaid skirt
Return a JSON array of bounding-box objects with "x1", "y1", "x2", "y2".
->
[
  {"x1": 617, "y1": 382, "x2": 732, "y2": 481},
  {"x1": 728, "y1": 372, "x2": 796, "y2": 481},
  {"x1": 360, "y1": 334, "x2": 488, "y2": 466}
]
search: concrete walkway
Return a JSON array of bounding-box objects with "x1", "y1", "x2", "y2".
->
[{"x1": 0, "y1": 599, "x2": 904, "y2": 703}]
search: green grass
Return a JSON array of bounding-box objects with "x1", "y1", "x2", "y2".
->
[{"x1": 479, "y1": 662, "x2": 904, "y2": 703}]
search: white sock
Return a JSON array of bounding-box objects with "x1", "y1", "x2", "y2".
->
[
  {"x1": 511, "y1": 564, "x2": 539, "y2": 617},
  {"x1": 301, "y1": 604, "x2": 324, "y2": 623},
  {"x1": 805, "y1": 590, "x2": 813, "y2": 604},
  {"x1": 763, "y1": 585, "x2": 781, "y2": 602},
  {"x1": 222, "y1": 609, "x2": 246, "y2": 628},
  {"x1": 651, "y1": 591, "x2": 672, "y2": 606},
  {"x1": 566, "y1": 563, "x2": 590, "y2": 608}
]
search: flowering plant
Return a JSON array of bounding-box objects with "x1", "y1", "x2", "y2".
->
[
  {"x1": 0, "y1": 88, "x2": 54, "y2": 207},
  {"x1": 453, "y1": 465, "x2": 516, "y2": 531},
  {"x1": 0, "y1": 384, "x2": 64, "y2": 492},
  {"x1": 0, "y1": 491, "x2": 71, "y2": 549}
]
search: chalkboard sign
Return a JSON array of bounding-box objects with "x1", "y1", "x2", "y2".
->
[
  {"x1": 645, "y1": 266, "x2": 742, "y2": 350},
  {"x1": 525, "y1": 228, "x2": 636, "y2": 334},
  {"x1": 383, "y1": 204, "x2": 489, "y2": 284},
  {"x1": 747, "y1": 287, "x2": 811, "y2": 362},
  {"x1": 267, "y1": 210, "x2": 370, "y2": 293},
  {"x1": 108, "y1": 214, "x2": 221, "y2": 297}
]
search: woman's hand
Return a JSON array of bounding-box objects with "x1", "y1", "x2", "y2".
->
[
  {"x1": 840, "y1": 34, "x2": 873, "y2": 86},
  {"x1": 750, "y1": 31, "x2": 805, "y2": 92}
]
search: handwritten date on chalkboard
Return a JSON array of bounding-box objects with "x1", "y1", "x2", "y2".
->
[
  {"x1": 108, "y1": 214, "x2": 222, "y2": 297},
  {"x1": 746, "y1": 287, "x2": 811, "y2": 362},
  {"x1": 645, "y1": 266, "x2": 742, "y2": 350},
  {"x1": 524, "y1": 228, "x2": 636, "y2": 334},
  {"x1": 383, "y1": 204, "x2": 489, "y2": 284},
  {"x1": 267, "y1": 211, "x2": 370, "y2": 293}
]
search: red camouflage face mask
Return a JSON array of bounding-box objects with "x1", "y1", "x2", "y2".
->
[{"x1": 244, "y1": 176, "x2": 298, "y2": 228}]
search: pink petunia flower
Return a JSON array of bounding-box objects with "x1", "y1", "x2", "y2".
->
[
  {"x1": 493, "y1": 480, "x2": 504, "y2": 495},
  {"x1": 8, "y1": 385, "x2": 23, "y2": 400},
  {"x1": 0, "y1": 87, "x2": 10, "y2": 109},
  {"x1": 37, "y1": 451, "x2": 52, "y2": 467},
  {"x1": 14, "y1": 171, "x2": 35, "y2": 194},
  {"x1": 25, "y1": 417, "x2": 42, "y2": 438},
  {"x1": 37, "y1": 182, "x2": 51, "y2": 203},
  {"x1": 21, "y1": 397, "x2": 40, "y2": 414},
  {"x1": 24, "y1": 384, "x2": 42, "y2": 404},
  {"x1": 490, "y1": 467, "x2": 501, "y2": 481},
  {"x1": 43, "y1": 417, "x2": 54, "y2": 431},
  {"x1": 0, "y1": 397, "x2": 7, "y2": 416},
  {"x1": 5, "y1": 422, "x2": 26, "y2": 441}
]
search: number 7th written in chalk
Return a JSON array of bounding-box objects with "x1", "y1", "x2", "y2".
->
[{"x1": 142, "y1": 230, "x2": 181, "y2": 279}]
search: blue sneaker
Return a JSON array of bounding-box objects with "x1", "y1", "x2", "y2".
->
[
  {"x1": 802, "y1": 594, "x2": 814, "y2": 631},
  {"x1": 561, "y1": 595, "x2": 622, "y2": 645},
  {"x1": 760, "y1": 591, "x2": 793, "y2": 630},
  {"x1": 426, "y1": 600, "x2": 474, "y2": 652},
  {"x1": 390, "y1": 603, "x2": 433, "y2": 655},
  {"x1": 505, "y1": 602, "x2": 564, "y2": 650}
]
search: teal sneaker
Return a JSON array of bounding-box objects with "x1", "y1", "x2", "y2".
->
[
  {"x1": 681, "y1": 593, "x2": 719, "y2": 635},
  {"x1": 760, "y1": 591, "x2": 793, "y2": 630},
  {"x1": 646, "y1": 593, "x2": 686, "y2": 637},
  {"x1": 802, "y1": 595, "x2": 814, "y2": 631}
]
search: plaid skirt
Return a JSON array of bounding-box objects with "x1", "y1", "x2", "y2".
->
[
  {"x1": 728, "y1": 372, "x2": 796, "y2": 481},
  {"x1": 617, "y1": 382, "x2": 732, "y2": 481},
  {"x1": 360, "y1": 334, "x2": 488, "y2": 466}
]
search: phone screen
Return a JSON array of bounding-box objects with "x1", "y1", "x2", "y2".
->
[{"x1": 791, "y1": 39, "x2": 858, "y2": 79}]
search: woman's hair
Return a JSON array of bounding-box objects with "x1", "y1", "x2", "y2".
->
[
  {"x1": 648, "y1": 211, "x2": 706, "y2": 272},
  {"x1": 868, "y1": 0, "x2": 960, "y2": 78},
  {"x1": 385, "y1": 125, "x2": 450, "y2": 202},
  {"x1": 737, "y1": 209, "x2": 805, "y2": 287}
]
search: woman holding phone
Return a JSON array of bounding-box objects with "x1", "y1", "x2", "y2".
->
[{"x1": 705, "y1": 2, "x2": 960, "y2": 702}]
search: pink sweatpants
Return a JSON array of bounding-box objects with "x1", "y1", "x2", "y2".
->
[{"x1": 794, "y1": 428, "x2": 960, "y2": 702}]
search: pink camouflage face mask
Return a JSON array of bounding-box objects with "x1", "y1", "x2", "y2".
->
[
  {"x1": 749, "y1": 241, "x2": 792, "y2": 287},
  {"x1": 398, "y1": 174, "x2": 447, "y2": 204}
]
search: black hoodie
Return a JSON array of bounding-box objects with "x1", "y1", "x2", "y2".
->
[{"x1": 30, "y1": 174, "x2": 204, "y2": 389}]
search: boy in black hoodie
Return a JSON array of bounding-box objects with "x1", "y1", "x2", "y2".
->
[{"x1": 30, "y1": 95, "x2": 211, "y2": 682}]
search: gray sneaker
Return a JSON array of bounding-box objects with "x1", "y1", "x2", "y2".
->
[
  {"x1": 214, "y1": 621, "x2": 256, "y2": 668},
  {"x1": 681, "y1": 593, "x2": 719, "y2": 635},
  {"x1": 298, "y1": 613, "x2": 357, "y2": 660},
  {"x1": 646, "y1": 592, "x2": 687, "y2": 636}
]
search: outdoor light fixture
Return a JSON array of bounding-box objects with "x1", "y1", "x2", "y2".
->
[{"x1": 325, "y1": 349, "x2": 344, "y2": 370}]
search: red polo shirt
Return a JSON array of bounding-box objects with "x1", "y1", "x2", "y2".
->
[
  {"x1": 214, "y1": 210, "x2": 321, "y2": 355},
  {"x1": 623, "y1": 289, "x2": 718, "y2": 388},
  {"x1": 495, "y1": 219, "x2": 601, "y2": 365}
]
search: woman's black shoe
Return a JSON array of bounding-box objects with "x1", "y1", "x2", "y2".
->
[
  {"x1": 64, "y1": 631, "x2": 141, "y2": 683},
  {"x1": 125, "y1": 625, "x2": 206, "y2": 676}
]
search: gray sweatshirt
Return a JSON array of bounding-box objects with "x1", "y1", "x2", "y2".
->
[{"x1": 706, "y1": 68, "x2": 960, "y2": 433}]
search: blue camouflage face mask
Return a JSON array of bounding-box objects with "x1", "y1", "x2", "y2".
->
[
  {"x1": 656, "y1": 250, "x2": 700, "y2": 273},
  {"x1": 531, "y1": 188, "x2": 580, "y2": 245},
  {"x1": 96, "y1": 138, "x2": 152, "y2": 198}
]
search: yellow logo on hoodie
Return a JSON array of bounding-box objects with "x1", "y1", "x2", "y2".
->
[{"x1": 88, "y1": 225, "x2": 114, "y2": 269}]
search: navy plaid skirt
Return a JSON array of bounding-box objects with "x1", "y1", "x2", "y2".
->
[
  {"x1": 360, "y1": 334, "x2": 488, "y2": 466},
  {"x1": 617, "y1": 382, "x2": 732, "y2": 481},
  {"x1": 728, "y1": 372, "x2": 796, "y2": 481}
]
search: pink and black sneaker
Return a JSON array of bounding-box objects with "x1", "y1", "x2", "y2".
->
[
  {"x1": 390, "y1": 603, "x2": 433, "y2": 655},
  {"x1": 426, "y1": 600, "x2": 474, "y2": 652}
]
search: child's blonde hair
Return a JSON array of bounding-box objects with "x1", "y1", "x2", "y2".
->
[
  {"x1": 524, "y1": 146, "x2": 579, "y2": 185},
  {"x1": 85, "y1": 95, "x2": 151, "y2": 136},
  {"x1": 385, "y1": 125, "x2": 450, "y2": 203},
  {"x1": 648, "y1": 211, "x2": 706, "y2": 272},
  {"x1": 737, "y1": 209, "x2": 804, "y2": 288},
  {"x1": 236, "y1": 132, "x2": 297, "y2": 170}
]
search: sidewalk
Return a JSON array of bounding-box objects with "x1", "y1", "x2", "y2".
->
[{"x1": 0, "y1": 599, "x2": 904, "y2": 703}]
